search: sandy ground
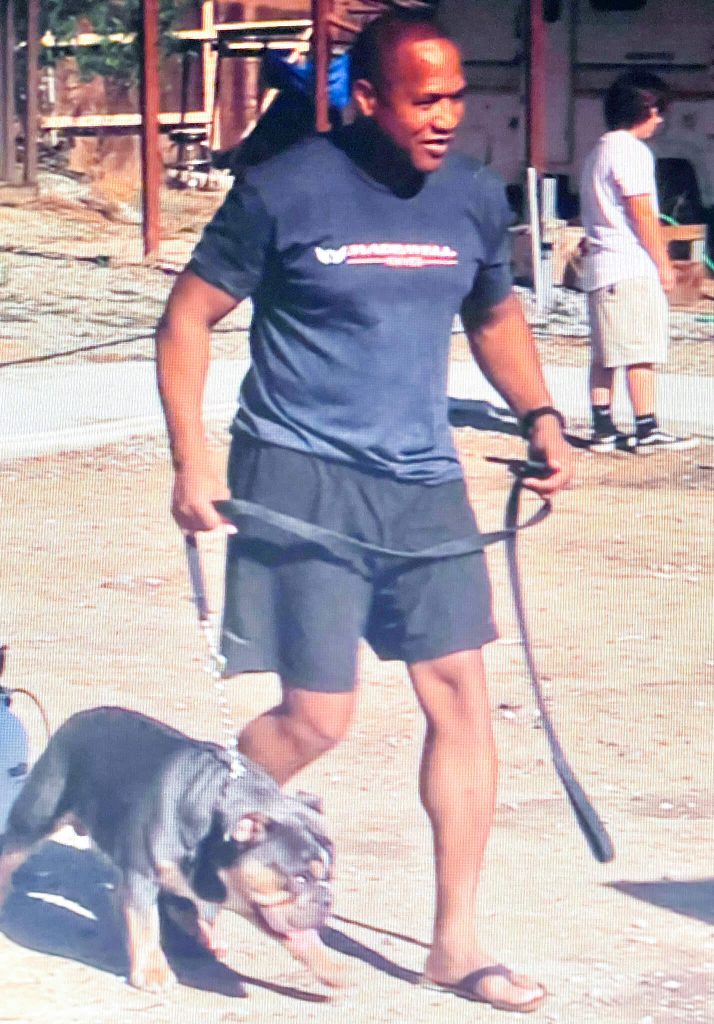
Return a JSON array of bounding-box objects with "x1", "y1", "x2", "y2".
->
[
  {"x1": 1, "y1": 178, "x2": 714, "y2": 1022},
  {"x1": 1, "y1": 422, "x2": 713, "y2": 1024}
]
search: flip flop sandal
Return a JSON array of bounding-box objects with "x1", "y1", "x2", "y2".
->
[{"x1": 421, "y1": 964, "x2": 548, "y2": 1013}]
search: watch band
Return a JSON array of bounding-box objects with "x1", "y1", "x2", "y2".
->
[{"x1": 520, "y1": 405, "x2": 566, "y2": 439}]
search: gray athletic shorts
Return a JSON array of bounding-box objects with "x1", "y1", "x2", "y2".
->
[
  {"x1": 587, "y1": 276, "x2": 669, "y2": 368},
  {"x1": 220, "y1": 436, "x2": 498, "y2": 692}
]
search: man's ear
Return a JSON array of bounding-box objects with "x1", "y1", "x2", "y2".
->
[{"x1": 352, "y1": 78, "x2": 378, "y2": 118}]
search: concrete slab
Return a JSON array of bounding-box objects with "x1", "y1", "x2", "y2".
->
[{"x1": 2, "y1": 356, "x2": 712, "y2": 460}]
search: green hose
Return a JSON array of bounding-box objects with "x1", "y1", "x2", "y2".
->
[{"x1": 660, "y1": 212, "x2": 714, "y2": 273}]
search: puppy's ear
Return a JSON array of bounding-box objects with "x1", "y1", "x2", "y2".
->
[
  {"x1": 231, "y1": 813, "x2": 269, "y2": 845},
  {"x1": 295, "y1": 790, "x2": 324, "y2": 815}
]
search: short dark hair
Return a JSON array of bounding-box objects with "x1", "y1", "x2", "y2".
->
[
  {"x1": 603, "y1": 70, "x2": 670, "y2": 131},
  {"x1": 349, "y1": 9, "x2": 453, "y2": 95}
]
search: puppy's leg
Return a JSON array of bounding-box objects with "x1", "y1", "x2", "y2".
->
[
  {"x1": 282, "y1": 929, "x2": 349, "y2": 988},
  {"x1": 0, "y1": 741, "x2": 71, "y2": 907},
  {"x1": 160, "y1": 893, "x2": 225, "y2": 957},
  {"x1": 120, "y1": 872, "x2": 176, "y2": 993},
  {"x1": 0, "y1": 842, "x2": 33, "y2": 907}
]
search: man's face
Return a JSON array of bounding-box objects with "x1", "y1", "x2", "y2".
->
[
  {"x1": 354, "y1": 36, "x2": 467, "y2": 173},
  {"x1": 633, "y1": 105, "x2": 664, "y2": 140}
]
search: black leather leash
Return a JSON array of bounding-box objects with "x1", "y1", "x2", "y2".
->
[
  {"x1": 185, "y1": 467, "x2": 615, "y2": 862},
  {"x1": 212, "y1": 494, "x2": 549, "y2": 561},
  {"x1": 504, "y1": 476, "x2": 615, "y2": 863}
]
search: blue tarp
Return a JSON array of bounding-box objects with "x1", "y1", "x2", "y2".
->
[{"x1": 263, "y1": 51, "x2": 352, "y2": 109}]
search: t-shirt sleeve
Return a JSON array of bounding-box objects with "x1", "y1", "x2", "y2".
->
[
  {"x1": 462, "y1": 167, "x2": 514, "y2": 319},
  {"x1": 187, "y1": 180, "x2": 273, "y2": 300},
  {"x1": 613, "y1": 136, "x2": 655, "y2": 197}
]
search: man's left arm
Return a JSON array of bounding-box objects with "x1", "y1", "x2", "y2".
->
[{"x1": 462, "y1": 290, "x2": 573, "y2": 496}]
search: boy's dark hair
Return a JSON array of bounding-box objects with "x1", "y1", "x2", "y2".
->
[
  {"x1": 349, "y1": 8, "x2": 453, "y2": 95},
  {"x1": 603, "y1": 70, "x2": 670, "y2": 131}
]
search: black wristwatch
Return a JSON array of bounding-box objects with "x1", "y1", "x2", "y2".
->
[{"x1": 519, "y1": 405, "x2": 566, "y2": 440}]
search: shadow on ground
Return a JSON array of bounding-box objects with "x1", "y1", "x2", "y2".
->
[
  {"x1": 0, "y1": 840, "x2": 355, "y2": 1000},
  {"x1": 609, "y1": 878, "x2": 714, "y2": 925}
]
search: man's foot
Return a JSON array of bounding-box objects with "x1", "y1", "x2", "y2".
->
[
  {"x1": 634, "y1": 429, "x2": 699, "y2": 454},
  {"x1": 423, "y1": 958, "x2": 547, "y2": 1013},
  {"x1": 589, "y1": 430, "x2": 631, "y2": 453}
]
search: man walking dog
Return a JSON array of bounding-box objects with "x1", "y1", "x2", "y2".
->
[{"x1": 156, "y1": 11, "x2": 572, "y2": 1012}]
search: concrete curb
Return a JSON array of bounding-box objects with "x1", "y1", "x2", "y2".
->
[{"x1": 2, "y1": 357, "x2": 712, "y2": 460}]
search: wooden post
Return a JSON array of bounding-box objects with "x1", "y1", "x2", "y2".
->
[
  {"x1": 0, "y1": 0, "x2": 18, "y2": 183},
  {"x1": 526, "y1": 0, "x2": 546, "y2": 174},
  {"x1": 311, "y1": 0, "x2": 331, "y2": 132},
  {"x1": 139, "y1": 0, "x2": 162, "y2": 256},
  {"x1": 23, "y1": 0, "x2": 40, "y2": 184}
]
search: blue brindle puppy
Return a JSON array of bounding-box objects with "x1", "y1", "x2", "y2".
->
[{"x1": 0, "y1": 707, "x2": 344, "y2": 992}]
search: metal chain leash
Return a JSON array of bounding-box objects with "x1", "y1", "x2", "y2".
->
[{"x1": 184, "y1": 534, "x2": 244, "y2": 779}]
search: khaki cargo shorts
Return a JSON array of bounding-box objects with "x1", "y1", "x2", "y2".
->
[{"x1": 587, "y1": 276, "x2": 669, "y2": 368}]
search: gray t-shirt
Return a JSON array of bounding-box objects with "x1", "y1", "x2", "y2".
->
[{"x1": 189, "y1": 128, "x2": 513, "y2": 482}]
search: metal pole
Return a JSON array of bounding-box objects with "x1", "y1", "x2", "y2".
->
[
  {"x1": 1, "y1": 0, "x2": 18, "y2": 183},
  {"x1": 311, "y1": 0, "x2": 331, "y2": 132},
  {"x1": 526, "y1": 0, "x2": 546, "y2": 174},
  {"x1": 139, "y1": 0, "x2": 162, "y2": 256},
  {"x1": 23, "y1": 0, "x2": 39, "y2": 184}
]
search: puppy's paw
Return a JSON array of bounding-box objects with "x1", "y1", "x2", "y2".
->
[
  {"x1": 129, "y1": 950, "x2": 178, "y2": 993},
  {"x1": 161, "y1": 897, "x2": 226, "y2": 957},
  {"x1": 283, "y1": 928, "x2": 351, "y2": 988}
]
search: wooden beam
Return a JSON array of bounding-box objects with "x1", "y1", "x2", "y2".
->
[
  {"x1": 663, "y1": 224, "x2": 706, "y2": 243},
  {"x1": 1, "y1": 0, "x2": 18, "y2": 183},
  {"x1": 139, "y1": 0, "x2": 162, "y2": 256},
  {"x1": 526, "y1": 0, "x2": 546, "y2": 173},
  {"x1": 311, "y1": 0, "x2": 331, "y2": 133},
  {"x1": 40, "y1": 111, "x2": 210, "y2": 130},
  {"x1": 24, "y1": 0, "x2": 40, "y2": 184}
]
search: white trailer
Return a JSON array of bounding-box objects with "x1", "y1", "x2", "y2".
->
[{"x1": 440, "y1": 0, "x2": 714, "y2": 227}]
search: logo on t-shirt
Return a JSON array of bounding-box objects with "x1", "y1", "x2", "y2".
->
[{"x1": 315, "y1": 242, "x2": 458, "y2": 269}]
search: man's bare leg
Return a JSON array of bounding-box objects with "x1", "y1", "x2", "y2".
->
[
  {"x1": 238, "y1": 687, "x2": 356, "y2": 785},
  {"x1": 409, "y1": 649, "x2": 545, "y2": 1009}
]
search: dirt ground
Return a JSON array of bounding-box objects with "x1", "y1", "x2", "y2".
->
[
  {"x1": 1, "y1": 175, "x2": 714, "y2": 1021},
  {"x1": 1, "y1": 180, "x2": 714, "y2": 377},
  {"x1": 1, "y1": 422, "x2": 713, "y2": 1024}
]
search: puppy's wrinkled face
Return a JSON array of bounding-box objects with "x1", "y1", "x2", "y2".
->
[
  {"x1": 196, "y1": 800, "x2": 332, "y2": 937},
  {"x1": 223, "y1": 815, "x2": 332, "y2": 935}
]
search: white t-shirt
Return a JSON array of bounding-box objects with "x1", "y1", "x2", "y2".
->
[{"x1": 579, "y1": 130, "x2": 660, "y2": 291}]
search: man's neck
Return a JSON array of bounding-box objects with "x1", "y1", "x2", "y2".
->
[{"x1": 342, "y1": 119, "x2": 426, "y2": 198}]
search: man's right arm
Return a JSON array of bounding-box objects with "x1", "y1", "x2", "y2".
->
[
  {"x1": 155, "y1": 269, "x2": 239, "y2": 533},
  {"x1": 624, "y1": 193, "x2": 675, "y2": 291}
]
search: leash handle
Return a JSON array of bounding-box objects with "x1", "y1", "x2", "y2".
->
[
  {"x1": 505, "y1": 478, "x2": 615, "y2": 864},
  {"x1": 183, "y1": 534, "x2": 243, "y2": 779}
]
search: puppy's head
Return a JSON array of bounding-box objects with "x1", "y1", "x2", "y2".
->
[{"x1": 190, "y1": 789, "x2": 333, "y2": 936}]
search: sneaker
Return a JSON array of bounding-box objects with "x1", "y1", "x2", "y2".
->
[
  {"x1": 589, "y1": 431, "x2": 631, "y2": 453},
  {"x1": 635, "y1": 429, "x2": 699, "y2": 454}
]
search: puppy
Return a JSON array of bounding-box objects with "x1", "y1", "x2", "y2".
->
[{"x1": 0, "y1": 707, "x2": 345, "y2": 993}]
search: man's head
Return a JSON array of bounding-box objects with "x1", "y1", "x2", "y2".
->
[
  {"x1": 603, "y1": 70, "x2": 670, "y2": 139},
  {"x1": 349, "y1": 12, "x2": 466, "y2": 173}
]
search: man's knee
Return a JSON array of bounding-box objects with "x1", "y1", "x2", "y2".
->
[
  {"x1": 409, "y1": 650, "x2": 491, "y2": 731},
  {"x1": 279, "y1": 687, "x2": 355, "y2": 755}
]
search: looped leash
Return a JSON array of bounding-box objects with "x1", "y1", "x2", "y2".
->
[
  {"x1": 504, "y1": 478, "x2": 615, "y2": 863},
  {"x1": 183, "y1": 534, "x2": 244, "y2": 779},
  {"x1": 212, "y1": 494, "x2": 550, "y2": 561}
]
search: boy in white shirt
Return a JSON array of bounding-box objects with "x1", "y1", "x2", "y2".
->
[{"x1": 580, "y1": 70, "x2": 697, "y2": 452}]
